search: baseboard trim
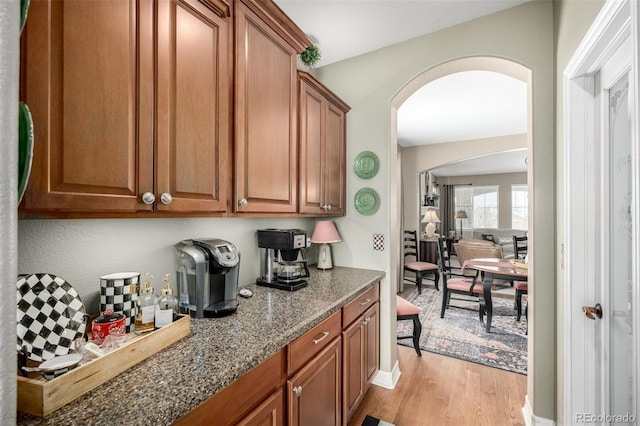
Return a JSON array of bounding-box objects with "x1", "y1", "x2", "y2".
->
[
  {"x1": 371, "y1": 360, "x2": 401, "y2": 389},
  {"x1": 522, "y1": 395, "x2": 555, "y2": 426}
]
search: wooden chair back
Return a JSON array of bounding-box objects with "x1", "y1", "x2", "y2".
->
[
  {"x1": 403, "y1": 230, "x2": 420, "y2": 262},
  {"x1": 513, "y1": 235, "x2": 528, "y2": 259}
]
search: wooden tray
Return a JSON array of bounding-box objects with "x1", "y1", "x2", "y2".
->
[{"x1": 17, "y1": 314, "x2": 190, "y2": 417}]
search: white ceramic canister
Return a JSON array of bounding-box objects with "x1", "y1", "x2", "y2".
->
[{"x1": 99, "y1": 272, "x2": 140, "y2": 333}]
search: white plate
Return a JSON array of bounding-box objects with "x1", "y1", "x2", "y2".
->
[{"x1": 17, "y1": 274, "x2": 87, "y2": 362}]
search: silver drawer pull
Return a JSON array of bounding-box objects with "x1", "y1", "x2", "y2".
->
[
  {"x1": 313, "y1": 331, "x2": 329, "y2": 344},
  {"x1": 360, "y1": 298, "x2": 371, "y2": 306}
]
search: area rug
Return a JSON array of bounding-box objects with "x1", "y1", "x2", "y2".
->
[{"x1": 397, "y1": 287, "x2": 528, "y2": 375}]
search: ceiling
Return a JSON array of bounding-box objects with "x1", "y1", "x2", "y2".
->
[{"x1": 275, "y1": 0, "x2": 531, "y2": 176}]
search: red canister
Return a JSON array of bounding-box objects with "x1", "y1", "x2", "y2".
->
[{"x1": 91, "y1": 309, "x2": 126, "y2": 344}]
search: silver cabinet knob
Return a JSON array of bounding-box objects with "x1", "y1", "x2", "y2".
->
[
  {"x1": 239, "y1": 198, "x2": 248, "y2": 208},
  {"x1": 293, "y1": 386, "x2": 302, "y2": 397},
  {"x1": 160, "y1": 193, "x2": 172, "y2": 205},
  {"x1": 141, "y1": 192, "x2": 155, "y2": 205}
]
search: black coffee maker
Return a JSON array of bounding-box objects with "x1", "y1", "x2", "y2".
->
[{"x1": 256, "y1": 229, "x2": 310, "y2": 291}]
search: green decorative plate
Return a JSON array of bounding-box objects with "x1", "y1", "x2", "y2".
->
[
  {"x1": 18, "y1": 102, "x2": 34, "y2": 204},
  {"x1": 354, "y1": 187, "x2": 380, "y2": 216},
  {"x1": 353, "y1": 151, "x2": 379, "y2": 179},
  {"x1": 20, "y1": 0, "x2": 30, "y2": 34}
]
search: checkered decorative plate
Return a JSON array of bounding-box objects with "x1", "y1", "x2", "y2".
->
[{"x1": 17, "y1": 273, "x2": 87, "y2": 362}]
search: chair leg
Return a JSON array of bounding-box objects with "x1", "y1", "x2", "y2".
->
[
  {"x1": 515, "y1": 291, "x2": 523, "y2": 321},
  {"x1": 440, "y1": 288, "x2": 448, "y2": 318},
  {"x1": 433, "y1": 271, "x2": 439, "y2": 291},
  {"x1": 416, "y1": 272, "x2": 423, "y2": 294},
  {"x1": 411, "y1": 314, "x2": 422, "y2": 356}
]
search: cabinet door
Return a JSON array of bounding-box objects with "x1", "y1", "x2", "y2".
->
[
  {"x1": 298, "y1": 71, "x2": 348, "y2": 216},
  {"x1": 234, "y1": 0, "x2": 298, "y2": 213},
  {"x1": 155, "y1": 0, "x2": 230, "y2": 213},
  {"x1": 20, "y1": 0, "x2": 154, "y2": 213},
  {"x1": 236, "y1": 388, "x2": 284, "y2": 426},
  {"x1": 342, "y1": 316, "x2": 366, "y2": 424},
  {"x1": 288, "y1": 337, "x2": 342, "y2": 426},
  {"x1": 323, "y1": 102, "x2": 346, "y2": 215},
  {"x1": 364, "y1": 303, "x2": 380, "y2": 386},
  {"x1": 298, "y1": 79, "x2": 325, "y2": 214}
]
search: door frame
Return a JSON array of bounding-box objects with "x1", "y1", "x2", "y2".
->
[{"x1": 563, "y1": 0, "x2": 640, "y2": 422}]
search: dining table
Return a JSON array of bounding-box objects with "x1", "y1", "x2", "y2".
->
[{"x1": 462, "y1": 258, "x2": 529, "y2": 332}]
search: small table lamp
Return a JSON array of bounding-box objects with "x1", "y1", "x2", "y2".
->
[
  {"x1": 455, "y1": 210, "x2": 468, "y2": 238},
  {"x1": 310, "y1": 221, "x2": 341, "y2": 270},
  {"x1": 421, "y1": 209, "x2": 441, "y2": 238}
]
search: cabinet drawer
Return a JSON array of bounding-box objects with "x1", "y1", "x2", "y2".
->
[
  {"x1": 287, "y1": 310, "x2": 342, "y2": 375},
  {"x1": 175, "y1": 349, "x2": 286, "y2": 426},
  {"x1": 342, "y1": 282, "x2": 380, "y2": 327}
]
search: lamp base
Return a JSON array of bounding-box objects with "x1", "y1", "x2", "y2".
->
[
  {"x1": 316, "y1": 243, "x2": 333, "y2": 270},
  {"x1": 425, "y1": 222, "x2": 436, "y2": 238}
]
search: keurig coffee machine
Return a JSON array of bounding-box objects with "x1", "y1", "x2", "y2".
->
[
  {"x1": 256, "y1": 229, "x2": 310, "y2": 291},
  {"x1": 174, "y1": 238, "x2": 240, "y2": 318}
]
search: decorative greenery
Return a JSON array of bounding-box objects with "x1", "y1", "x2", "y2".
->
[{"x1": 300, "y1": 44, "x2": 321, "y2": 68}]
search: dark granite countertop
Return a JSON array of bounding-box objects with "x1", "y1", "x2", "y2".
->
[{"x1": 17, "y1": 266, "x2": 385, "y2": 426}]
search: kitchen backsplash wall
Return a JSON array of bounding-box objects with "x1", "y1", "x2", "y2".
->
[{"x1": 18, "y1": 217, "x2": 316, "y2": 314}]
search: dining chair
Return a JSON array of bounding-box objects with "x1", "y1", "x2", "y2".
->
[
  {"x1": 396, "y1": 295, "x2": 422, "y2": 356},
  {"x1": 514, "y1": 281, "x2": 528, "y2": 321},
  {"x1": 403, "y1": 230, "x2": 439, "y2": 293},
  {"x1": 513, "y1": 235, "x2": 528, "y2": 259},
  {"x1": 436, "y1": 237, "x2": 485, "y2": 320}
]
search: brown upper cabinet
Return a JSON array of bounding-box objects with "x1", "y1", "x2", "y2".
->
[
  {"x1": 298, "y1": 70, "x2": 350, "y2": 216},
  {"x1": 19, "y1": 0, "x2": 348, "y2": 218},
  {"x1": 20, "y1": 0, "x2": 231, "y2": 217},
  {"x1": 233, "y1": 0, "x2": 310, "y2": 214}
]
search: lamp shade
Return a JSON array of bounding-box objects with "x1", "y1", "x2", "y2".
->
[
  {"x1": 421, "y1": 210, "x2": 441, "y2": 223},
  {"x1": 455, "y1": 210, "x2": 468, "y2": 219},
  {"x1": 311, "y1": 221, "x2": 341, "y2": 243}
]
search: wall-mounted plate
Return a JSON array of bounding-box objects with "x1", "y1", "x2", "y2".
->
[
  {"x1": 353, "y1": 151, "x2": 379, "y2": 179},
  {"x1": 354, "y1": 187, "x2": 380, "y2": 216},
  {"x1": 20, "y1": 0, "x2": 30, "y2": 34},
  {"x1": 18, "y1": 102, "x2": 34, "y2": 204}
]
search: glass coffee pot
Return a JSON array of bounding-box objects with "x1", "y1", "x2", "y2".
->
[{"x1": 276, "y1": 249, "x2": 310, "y2": 284}]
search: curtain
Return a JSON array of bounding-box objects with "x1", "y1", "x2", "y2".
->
[{"x1": 441, "y1": 184, "x2": 456, "y2": 238}]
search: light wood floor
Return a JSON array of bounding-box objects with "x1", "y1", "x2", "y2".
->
[{"x1": 348, "y1": 346, "x2": 527, "y2": 426}]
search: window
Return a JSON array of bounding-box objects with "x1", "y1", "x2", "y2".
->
[
  {"x1": 511, "y1": 184, "x2": 528, "y2": 230},
  {"x1": 455, "y1": 186, "x2": 499, "y2": 229}
]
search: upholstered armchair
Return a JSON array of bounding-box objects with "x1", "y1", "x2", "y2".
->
[{"x1": 453, "y1": 239, "x2": 503, "y2": 265}]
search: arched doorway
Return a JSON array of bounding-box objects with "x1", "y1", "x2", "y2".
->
[{"x1": 387, "y1": 54, "x2": 533, "y2": 407}]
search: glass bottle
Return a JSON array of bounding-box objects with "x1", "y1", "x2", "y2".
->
[
  {"x1": 135, "y1": 273, "x2": 156, "y2": 334},
  {"x1": 155, "y1": 273, "x2": 177, "y2": 328}
]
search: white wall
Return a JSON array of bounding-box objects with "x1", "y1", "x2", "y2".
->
[
  {"x1": 402, "y1": 133, "x2": 528, "y2": 230},
  {"x1": 317, "y1": 0, "x2": 555, "y2": 419},
  {"x1": 18, "y1": 217, "x2": 316, "y2": 314}
]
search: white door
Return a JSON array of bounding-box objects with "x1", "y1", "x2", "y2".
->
[{"x1": 564, "y1": 1, "x2": 639, "y2": 424}]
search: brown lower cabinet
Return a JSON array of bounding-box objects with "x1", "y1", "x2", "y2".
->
[
  {"x1": 175, "y1": 283, "x2": 380, "y2": 425},
  {"x1": 287, "y1": 337, "x2": 342, "y2": 426},
  {"x1": 236, "y1": 388, "x2": 285, "y2": 426},
  {"x1": 341, "y1": 285, "x2": 380, "y2": 425}
]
